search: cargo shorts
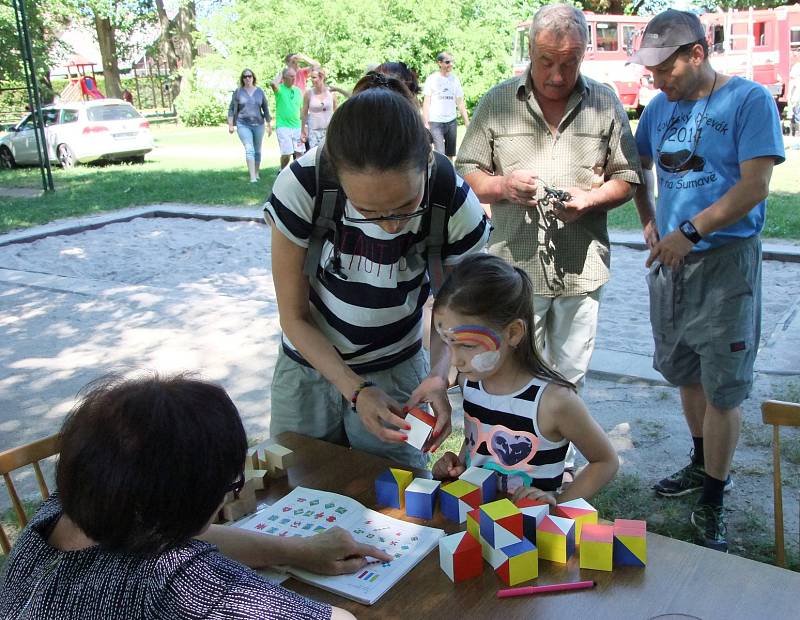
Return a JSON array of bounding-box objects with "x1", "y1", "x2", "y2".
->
[
  {"x1": 269, "y1": 346, "x2": 430, "y2": 469},
  {"x1": 646, "y1": 235, "x2": 761, "y2": 410}
]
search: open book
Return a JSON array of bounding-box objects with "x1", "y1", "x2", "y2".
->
[{"x1": 235, "y1": 486, "x2": 444, "y2": 605}]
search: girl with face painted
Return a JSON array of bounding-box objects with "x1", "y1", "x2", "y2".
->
[{"x1": 431, "y1": 255, "x2": 618, "y2": 505}]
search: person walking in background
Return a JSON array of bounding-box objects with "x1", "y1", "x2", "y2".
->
[
  {"x1": 228, "y1": 68, "x2": 272, "y2": 183},
  {"x1": 631, "y1": 9, "x2": 784, "y2": 552},
  {"x1": 271, "y1": 68, "x2": 304, "y2": 169},
  {"x1": 422, "y1": 52, "x2": 469, "y2": 160},
  {"x1": 276, "y1": 52, "x2": 319, "y2": 92},
  {"x1": 301, "y1": 67, "x2": 337, "y2": 149}
]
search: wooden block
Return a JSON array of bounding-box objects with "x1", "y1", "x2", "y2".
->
[
  {"x1": 244, "y1": 469, "x2": 271, "y2": 492},
  {"x1": 375, "y1": 467, "x2": 414, "y2": 509},
  {"x1": 613, "y1": 518, "x2": 647, "y2": 567},
  {"x1": 554, "y1": 497, "x2": 598, "y2": 543},
  {"x1": 536, "y1": 514, "x2": 575, "y2": 563},
  {"x1": 440, "y1": 479, "x2": 481, "y2": 523},
  {"x1": 479, "y1": 498, "x2": 523, "y2": 549},
  {"x1": 459, "y1": 466, "x2": 497, "y2": 503},
  {"x1": 439, "y1": 531, "x2": 483, "y2": 583},
  {"x1": 580, "y1": 523, "x2": 614, "y2": 571},
  {"x1": 405, "y1": 478, "x2": 440, "y2": 519},
  {"x1": 263, "y1": 444, "x2": 296, "y2": 474},
  {"x1": 404, "y1": 407, "x2": 436, "y2": 451},
  {"x1": 496, "y1": 538, "x2": 538, "y2": 586},
  {"x1": 221, "y1": 493, "x2": 257, "y2": 522},
  {"x1": 515, "y1": 498, "x2": 550, "y2": 544}
]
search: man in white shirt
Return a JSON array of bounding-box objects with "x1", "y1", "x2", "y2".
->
[{"x1": 423, "y1": 52, "x2": 470, "y2": 160}]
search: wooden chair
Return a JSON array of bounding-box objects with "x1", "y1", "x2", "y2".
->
[
  {"x1": 761, "y1": 400, "x2": 800, "y2": 568},
  {"x1": 0, "y1": 434, "x2": 60, "y2": 554}
]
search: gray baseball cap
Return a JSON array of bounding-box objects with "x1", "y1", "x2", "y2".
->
[{"x1": 628, "y1": 9, "x2": 706, "y2": 66}]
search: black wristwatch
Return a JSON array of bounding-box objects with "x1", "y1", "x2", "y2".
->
[{"x1": 678, "y1": 220, "x2": 702, "y2": 244}]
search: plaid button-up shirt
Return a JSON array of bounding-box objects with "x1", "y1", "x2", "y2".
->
[{"x1": 457, "y1": 71, "x2": 642, "y2": 297}]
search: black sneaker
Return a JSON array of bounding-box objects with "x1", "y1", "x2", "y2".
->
[
  {"x1": 690, "y1": 503, "x2": 728, "y2": 553},
  {"x1": 652, "y1": 452, "x2": 734, "y2": 497}
]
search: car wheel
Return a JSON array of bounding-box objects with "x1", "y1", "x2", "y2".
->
[
  {"x1": 125, "y1": 155, "x2": 145, "y2": 164},
  {"x1": 57, "y1": 144, "x2": 76, "y2": 169},
  {"x1": 0, "y1": 146, "x2": 15, "y2": 169}
]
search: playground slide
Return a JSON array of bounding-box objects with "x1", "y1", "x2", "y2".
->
[{"x1": 80, "y1": 76, "x2": 104, "y2": 99}]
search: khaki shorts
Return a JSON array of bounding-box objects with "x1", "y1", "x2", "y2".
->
[
  {"x1": 269, "y1": 347, "x2": 431, "y2": 469},
  {"x1": 646, "y1": 236, "x2": 761, "y2": 409}
]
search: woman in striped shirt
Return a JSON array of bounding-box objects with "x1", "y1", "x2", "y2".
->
[
  {"x1": 265, "y1": 72, "x2": 490, "y2": 469},
  {"x1": 430, "y1": 255, "x2": 618, "y2": 503}
]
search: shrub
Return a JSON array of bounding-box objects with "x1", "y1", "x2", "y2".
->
[{"x1": 174, "y1": 86, "x2": 228, "y2": 127}]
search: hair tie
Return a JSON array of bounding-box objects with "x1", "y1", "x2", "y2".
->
[{"x1": 366, "y1": 71, "x2": 390, "y2": 87}]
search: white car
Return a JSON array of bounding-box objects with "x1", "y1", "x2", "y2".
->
[{"x1": 0, "y1": 99, "x2": 153, "y2": 169}]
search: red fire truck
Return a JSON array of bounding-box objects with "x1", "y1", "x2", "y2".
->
[{"x1": 513, "y1": 6, "x2": 800, "y2": 113}]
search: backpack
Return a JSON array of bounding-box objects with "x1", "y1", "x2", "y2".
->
[{"x1": 302, "y1": 148, "x2": 457, "y2": 295}]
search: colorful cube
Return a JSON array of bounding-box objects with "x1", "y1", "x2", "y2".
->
[
  {"x1": 404, "y1": 407, "x2": 436, "y2": 451},
  {"x1": 479, "y1": 498, "x2": 523, "y2": 549},
  {"x1": 439, "y1": 531, "x2": 483, "y2": 582},
  {"x1": 466, "y1": 507, "x2": 481, "y2": 541},
  {"x1": 495, "y1": 538, "x2": 539, "y2": 586},
  {"x1": 613, "y1": 519, "x2": 647, "y2": 567},
  {"x1": 515, "y1": 498, "x2": 550, "y2": 544},
  {"x1": 579, "y1": 523, "x2": 614, "y2": 571},
  {"x1": 554, "y1": 498, "x2": 598, "y2": 543},
  {"x1": 404, "y1": 478, "x2": 440, "y2": 519},
  {"x1": 375, "y1": 467, "x2": 414, "y2": 509},
  {"x1": 440, "y1": 479, "x2": 481, "y2": 523},
  {"x1": 459, "y1": 466, "x2": 497, "y2": 503},
  {"x1": 536, "y1": 514, "x2": 576, "y2": 563}
]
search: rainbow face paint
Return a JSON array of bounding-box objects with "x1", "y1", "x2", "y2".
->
[{"x1": 437, "y1": 324, "x2": 503, "y2": 373}]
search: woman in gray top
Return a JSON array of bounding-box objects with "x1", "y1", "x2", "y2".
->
[{"x1": 228, "y1": 68, "x2": 272, "y2": 183}]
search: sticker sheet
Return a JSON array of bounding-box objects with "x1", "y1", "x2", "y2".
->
[{"x1": 236, "y1": 486, "x2": 444, "y2": 604}]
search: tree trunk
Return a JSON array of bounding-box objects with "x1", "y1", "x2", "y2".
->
[
  {"x1": 154, "y1": 0, "x2": 179, "y2": 74},
  {"x1": 173, "y1": 2, "x2": 196, "y2": 71},
  {"x1": 95, "y1": 15, "x2": 122, "y2": 98}
]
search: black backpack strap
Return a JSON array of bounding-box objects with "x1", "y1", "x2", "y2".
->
[
  {"x1": 303, "y1": 147, "x2": 343, "y2": 280},
  {"x1": 426, "y1": 151, "x2": 457, "y2": 295}
]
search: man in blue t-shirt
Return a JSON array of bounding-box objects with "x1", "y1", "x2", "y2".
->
[{"x1": 630, "y1": 9, "x2": 785, "y2": 553}]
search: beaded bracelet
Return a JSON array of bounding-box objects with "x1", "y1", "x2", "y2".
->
[{"x1": 351, "y1": 380, "x2": 375, "y2": 412}]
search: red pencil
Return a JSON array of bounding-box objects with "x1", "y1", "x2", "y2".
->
[{"x1": 497, "y1": 580, "x2": 596, "y2": 598}]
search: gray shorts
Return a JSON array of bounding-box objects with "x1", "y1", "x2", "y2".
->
[
  {"x1": 269, "y1": 347, "x2": 430, "y2": 469},
  {"x1": 646, "y1": 235, "x2": 761, "y2": 410}
]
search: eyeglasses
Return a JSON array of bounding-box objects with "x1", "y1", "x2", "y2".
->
[
  {"x1": 226, "y1": 470, "x2": 245, "y2": 499},
  {"x1": 464, "y1": 412, "x2": 540, "y2": 472},
  {"x1": 440, "y1": 60, "x2": 453, "y2": 65},
  {"x1": 342, "y1": 172, "x2": 429, "y2": 223}
]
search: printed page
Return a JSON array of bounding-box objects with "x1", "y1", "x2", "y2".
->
[{"x1": 236, "y1": 486, "x2": 444, "y2": 604}]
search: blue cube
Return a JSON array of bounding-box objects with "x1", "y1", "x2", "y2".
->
[{"x1": 404, "y1": 478, "x2": 440, "y2": 519}]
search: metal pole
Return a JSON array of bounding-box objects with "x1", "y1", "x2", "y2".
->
[{"x1": 12, "y1": 0, "x2": 54, "y2": 192}]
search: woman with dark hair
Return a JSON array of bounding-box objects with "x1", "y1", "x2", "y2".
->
[
  {"x1": 372, "y1": 62, "x2": 422, "y2": 100},
  {"x1": 265, "y1": 72, "x2": 490, "y2": 470},
  {"x1": 228, "y1": 68, "x2": 272, "y2": 183},
  {"x1": 0, "y1": 375, "x2": 380, "y2": 619}
]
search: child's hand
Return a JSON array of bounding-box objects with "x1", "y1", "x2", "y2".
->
[
  {"x1": 432, "y1": 451, "x2": 465, "y2": 480},
  {"x1": 512, "y1": 485, "x2": 558, "y2": 507}
]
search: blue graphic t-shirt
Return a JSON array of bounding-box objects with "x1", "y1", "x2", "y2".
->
[{"x1": 636, "y1": 76, "x2": 785, "y2": 251}]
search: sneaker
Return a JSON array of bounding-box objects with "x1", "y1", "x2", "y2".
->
[
  {"x1": 652, "y1": 452, "x2": 734, "y2": 497},
  {"x1": 690, "y1": 503, "x2": 728, "y2": 553}
]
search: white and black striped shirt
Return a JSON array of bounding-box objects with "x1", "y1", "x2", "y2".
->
[
  {"x1": 265, "y1": 148, "x2": 490, "y2": 372},
  {"x1": 463, "y1": 377, "x2": 569, "y2": 492}
]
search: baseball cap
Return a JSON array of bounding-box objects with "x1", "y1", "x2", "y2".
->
[{"x1": 628, "y1": 9, "x2": 706, "y2": 66}]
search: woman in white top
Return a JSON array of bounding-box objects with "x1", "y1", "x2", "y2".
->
[{"x1": 301, "y1": 68, "x2": 337, "y2": 149}]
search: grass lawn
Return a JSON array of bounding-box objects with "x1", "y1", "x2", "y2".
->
[
  {"x1": 0, "y1": 125, "x2": 281, "y2": 233},
  {"x1": 1, "y1": 124, "x2": 799, "y2": 237}
]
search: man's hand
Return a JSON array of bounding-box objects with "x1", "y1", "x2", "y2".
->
[
  {"x1": 642, "y1": 218, "x2": 659, "y2": 249},
  {"x1": 296, "y1": 527, "x2": 393, "y2": 575},
  {"x1": 554, "y1": 187, "x2": 594, "y2": 224},
  {"x1": 355, "y1": 385, "x2": 411, "y2": 443},
  {"x1": 432, "y1": 451, "x2": 465, "y2": 479},
  {"x1": 646, "y1": 229, "x2": 693, "y2": 269},
  {"x1": 406, "y1": 375, "x2": 452, "y2": 452},
  {"x1": 501, "y1": 169, "x2": 540, "y2": 206}
]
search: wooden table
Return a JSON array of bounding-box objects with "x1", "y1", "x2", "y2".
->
[{"x1": 261, "y1": 432, "x2": 799, "y2": 619}]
